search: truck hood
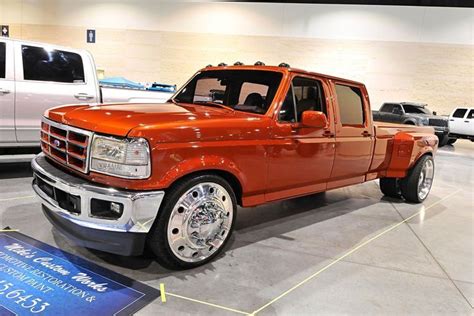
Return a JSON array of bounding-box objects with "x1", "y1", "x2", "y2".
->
[{"x1": 46, "y1": 102, "x2": 244, "y2": 137}]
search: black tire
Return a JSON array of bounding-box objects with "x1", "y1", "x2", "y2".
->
[
  {"x1": 147, "y1": 174, "x2": 237, "y2": 270},
  {"x1": 447, "y1": 138, "x2": 457, "y2": 145},
  {"x1": 400, "y1": 155, "x2": 434, "y2": 203},
  {"x1": 379, "y1": 178, "x2": 401, "y2": 198},
  {"x1": 438, "y1": 134, "x2": 449, "y2": 147}
]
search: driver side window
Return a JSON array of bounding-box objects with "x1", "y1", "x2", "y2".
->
[{"x1": 279, "y1": 77, "x2": 326, "y2": 123}]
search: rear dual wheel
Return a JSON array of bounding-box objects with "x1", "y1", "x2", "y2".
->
[
  {"x1": 147, "y1": 174, "x2": 236, "y2": 270},
  {"x1": 380, "y1": 155, "x2": 434, "y2": 203}
]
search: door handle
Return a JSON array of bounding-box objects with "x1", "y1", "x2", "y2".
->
[
  {"x1": 323, "y1": 130, "x2": 334, "y2": 138},
  {"x1": 449, "y1": 119, "x2": 454, "y2": 121},
  {"x1": 74, "y1": 93, "x2": 94, "y2": 100},
  {"x1": 0, "y1": 88, "x2": 11, "y2": 94},
  {"x1": 361, "y1": 131, "x2": 371, "y2": 137},
  {"x1": 465, "y1": 121, "x2": 470, "y2": 123}
]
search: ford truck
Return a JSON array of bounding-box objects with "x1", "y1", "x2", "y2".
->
[{"x1": 31, "y1": 63, "x2": 438, "y2": 270}]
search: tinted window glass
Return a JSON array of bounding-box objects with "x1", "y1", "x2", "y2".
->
[
  {"x1": 293, "y1": 77, "x2": 326, "y2": 121},
  {"x1": 453, "y1": 108, "x2": 467, "y2": 118},
  {"x1": 279, "y1": 87, "x2": 296, "y2": 123},
  {"x1": 467, "y1": 109, "x2": 474, "y2": 119},
  {"x1": 380, "y1": 103, "x2": 394, "y2": 112},
  {"x1": 175, "y1": 70, "x2": 282, "y2": 114},
  {"x1": 403, "y1": 104, "x2": 430, "y2": 114},
  {"x1": 0, "y1": 42, "x2": 5, "y2": 79},
  {"x1": 22, "y1": 45, "x2": 85, "y2": 83},
  {"x1": 335, "y1": 84, "x2": 364, "y2": 125}
]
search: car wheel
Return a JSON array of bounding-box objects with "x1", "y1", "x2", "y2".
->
[
  {"x1": 438, "y1": 134, "x2": 449, "y2": 147},
  {"x1": 379, "y1": 178, "x2": 401, "y2": 198},
  {"x1": 400, "y1": 155, "x2": 434, "y2": 203},
  {"x1": 147, "y1": 174, "x2": 236, "y2": 270},
  {"x1": 447, "y1": 138, "x2": 457, "y2": 145}
]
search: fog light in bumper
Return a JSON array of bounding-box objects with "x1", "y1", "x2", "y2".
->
[{"x1": 91, "y1": 199, "x2": 124, "y2": 219}]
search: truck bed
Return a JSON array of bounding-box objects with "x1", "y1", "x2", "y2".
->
[{"x1": 374, "y1": 121, "x2": 434, "y2": 136}]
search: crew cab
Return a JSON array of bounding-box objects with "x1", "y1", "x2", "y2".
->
[
  {"x1": 447, "y1": 107, "x2": 474, "y2": 144},
  {"x1": 0, "y1": 38, "x2": 173, "y2": 148},
  {"x1": 373, "y1": 102, "x2": 449, "y2": 146},
  {"x1": 31, "y1": 64, "x2": 438, "y2": 269}
]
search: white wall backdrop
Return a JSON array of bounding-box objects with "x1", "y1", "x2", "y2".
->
[{"x1": 1, "y1": 1, "x2": 472, "y2": 45}]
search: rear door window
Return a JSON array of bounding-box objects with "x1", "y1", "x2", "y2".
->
[
  {"x1": 22, "y1": 45, "x2": 85, "y2": 83},
  {"x1": 467, "y1": 109, "x2": 474, "y2": 119},
  {"x1": 335, "y1": 84, "x2": 365, "y2": 125},
  {"x1": 453, "y1": 108, "x2": 468, "y2": 118},
  {"x1": 0, "y1": 42, "x2": 5, "y2": 78}
]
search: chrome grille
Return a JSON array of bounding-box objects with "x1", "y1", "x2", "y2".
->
[
  {"x1": 428, "y1": 118, "x2": 448, "y2": 127},
  {"x1": 40, "y1": 117, "x2": 93, "y2": 173}
]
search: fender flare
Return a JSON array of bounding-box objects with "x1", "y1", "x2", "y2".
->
[
  {"x1": 403, "y1": 119, "x2": 417, "y2": 125},
  {"x1": 385, "y1": 132, "x2": 436, "y2": 178}
]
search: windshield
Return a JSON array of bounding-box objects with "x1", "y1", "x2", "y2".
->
[
  {"x1": 173, "y1": 70, "x2": 283, "y2": 114},
  {"x1": 403, "y1": 104, "x2": 431, "y2": 114}
]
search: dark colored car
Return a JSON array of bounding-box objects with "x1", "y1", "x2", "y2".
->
[{"x1": 373, "y1": 102, "x2": 450, "y2": 146}]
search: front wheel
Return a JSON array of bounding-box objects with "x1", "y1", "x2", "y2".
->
[
  {"x1": 147, "y1": 174, "x2": 236, "y2": 270},
  {"x1": 400, "y1": 155, "x2": 435, "y2": 203},
  {"x1": 447, "y1": 138, "x2": 457, "y2": 145}
]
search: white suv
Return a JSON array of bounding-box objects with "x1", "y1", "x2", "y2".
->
[{"x1": 448, "y1": 107, "x2": 474, "y2": 144}]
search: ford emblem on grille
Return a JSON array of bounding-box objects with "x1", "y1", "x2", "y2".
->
[{"x1": 54, "y1": 139, "x2": 61, "y2": 147}]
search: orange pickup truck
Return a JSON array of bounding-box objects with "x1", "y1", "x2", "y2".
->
[{"x1": 32, "y1": 64, "x2": 438, "y2": 269}]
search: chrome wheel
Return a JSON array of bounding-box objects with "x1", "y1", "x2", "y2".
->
[
  {"x1": 417, "y1": 158, "x2": 434, "y2": 200},
  {"x1": 167, "y1": 182, "x2": 234, "y2": 263}
]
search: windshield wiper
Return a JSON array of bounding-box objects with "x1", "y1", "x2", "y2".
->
[{"x1": 193, "y1": 101, "x2": 234, "y2": 112}]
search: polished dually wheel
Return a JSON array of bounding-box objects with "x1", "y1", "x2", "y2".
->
[
  {"x1": 417, "y1": 158, "x2": 434, "y2": 200},
  {"x1": 167, "y1": 182, "x2": 233, "y2": 263}
]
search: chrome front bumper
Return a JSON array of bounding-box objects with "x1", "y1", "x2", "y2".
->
[{"x1": 31, "y1": 153, "x2": 164, "y2": 234}]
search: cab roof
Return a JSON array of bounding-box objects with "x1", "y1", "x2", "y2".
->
[{"x1": 200, "y1": 64, "x2": 365, "y2": 86}]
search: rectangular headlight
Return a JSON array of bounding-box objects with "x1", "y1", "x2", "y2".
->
[{"x1": 90, "y1": 136, "x2": 151, "y2": 179}]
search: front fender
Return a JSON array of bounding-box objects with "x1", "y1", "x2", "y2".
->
[{"x1": 158, "y1": 154, "x2": 247, "y2": 190}]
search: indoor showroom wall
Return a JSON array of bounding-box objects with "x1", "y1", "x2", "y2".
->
[{"x1": 0, "y1": 0, "x2": 472, "y2": 114}]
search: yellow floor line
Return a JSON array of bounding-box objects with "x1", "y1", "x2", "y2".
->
[
  {"x1": 160, "y1": 283, "x2": 167, "y2": 303},
  {"x1": 0, "y1": 229, "x2": 19, "y2": 232},
  {"x1": 0, "y1": 195, "x2": 36, "y2": 202},
  {"x1": 167, "y1": 292, "x2": 250, "y2": 315},
  {"x1": 251, "y1": 190, "x2": 461, "y2": 315}
]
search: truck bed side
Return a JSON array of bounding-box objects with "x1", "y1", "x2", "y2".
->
[{"x1": 369, "y1": 122, "x2": 438, "y2": 178}]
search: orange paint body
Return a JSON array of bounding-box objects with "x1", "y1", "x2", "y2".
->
[{"x1": 44, "y1": 66, "x2": 438, "y2": 206}]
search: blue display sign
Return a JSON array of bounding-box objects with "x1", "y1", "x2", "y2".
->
[{"x1": 0, "y1": 232, "x2": 160, "y2": 315}]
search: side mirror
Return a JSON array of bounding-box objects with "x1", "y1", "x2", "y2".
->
[
  {"x1": 301, "y1": 111, "x2": 327, "y2": 128},
  {"x1": 392, "y1": 108, "x2": 402, "y2": 115},
  {"x1": 433, "y1": 111, "x2": 437, "y2": 115}
]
